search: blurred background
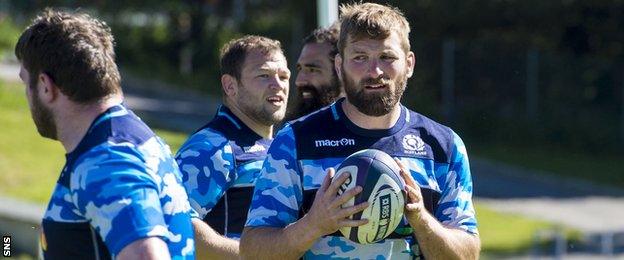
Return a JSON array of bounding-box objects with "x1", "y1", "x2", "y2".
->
[{"x1": 0, "y1": 0, "x2": 623, "y2": 259}]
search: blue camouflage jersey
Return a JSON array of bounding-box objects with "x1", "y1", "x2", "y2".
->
[
  {"x1": 245, "y1": 98, "x2": 478, "y2": 259},
  {"x1": 176, "y1": 105, "x2": 271, "y2": 238},
  {"x1": 40, "y1": 104, "x2": 194, "y2": 259}
]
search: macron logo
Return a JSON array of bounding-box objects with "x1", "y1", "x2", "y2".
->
[{"x1": 314, "y1": 138, "x2": 355, "y2": 147}]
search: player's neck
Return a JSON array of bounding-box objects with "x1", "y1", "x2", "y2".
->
[
  {"x1": 57, "y1": 95, "x2": 123, "y2": 153},
  {"x1": 342, "y1": 99, "x2": 401, "y2": 130},
  {"x1": 225, "y1": 102, "x2": 274, "y2": 139}
]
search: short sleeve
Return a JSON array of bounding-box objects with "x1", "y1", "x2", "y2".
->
[
  {"x1": 70, "y1": 145, "x2": 170, "y2": 255},
  {"x1": 434, "y1": 131, "x2": 479, "y2": 234},
  {"x1": 175, "y1": 129, "x2": 236, "y2": 219},
  {"x1": 245, "y1": 125, "x2": 303, "y2": 228}
]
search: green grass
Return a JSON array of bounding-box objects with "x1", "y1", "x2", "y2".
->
[
  {"x1": 0, "y1": 80, "x2": 64, "y2": 203},
  {"x1": 0, "y1": 80, "x2": 189, "y2": 203},
  {"x1": 471, "y1": 143, "x2": 624, "y2": 188},
  {"x1": 476, "y1": 203, "x2": 553, "y2": 255}
]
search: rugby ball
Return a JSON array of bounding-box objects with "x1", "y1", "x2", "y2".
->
[{"x1": 333, "y1": 149, "x2": 406, "y2": 244}]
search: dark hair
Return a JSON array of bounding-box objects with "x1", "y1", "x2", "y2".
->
[
  {"x1": 338, "y1": 3, "x2": 410, "y2": 55},
  {"x1": 303, "y1": 23, "x2": 340, "y2": 61},
  {"x1": 219, "y1": 35, "x2": 284, "y2": 80},
  {"x1": 15, "y1": 9, "x2": 121, "y2": 103}
]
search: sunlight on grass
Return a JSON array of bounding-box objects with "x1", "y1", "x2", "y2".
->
[
  {"x1": 0, "y1": 80, "x2": 62, "y2": 203},
  {"x1": 476, "y1": 203, "x2": 553, "y2": 255},
  {"x1": 0, "y1": 80, "x2": 190, "y2": 203}
]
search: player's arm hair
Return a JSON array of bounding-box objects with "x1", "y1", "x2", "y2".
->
[
  {"x1": 117, "y1": 237, "x2": 171, "y2": 260},
  {"x1": 411, "y1": 212, "x2": 481, "y2": 260},
  {"x1": 192, "y1": 218, "x2": 240, "y2": 259},
  {"x1": 240, "y1": 216, "x2": 323, "y2": 260}
]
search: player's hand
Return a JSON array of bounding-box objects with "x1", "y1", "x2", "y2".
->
[
  {"x1": 304, "y1": 168, "x2": 369, "y2": 237},
  {"x1": 395, "y1": 159, "x2": 426, "y2": 226}
]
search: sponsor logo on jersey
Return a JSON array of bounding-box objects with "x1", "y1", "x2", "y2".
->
[
  {"x1": 402, "y1": 134, "x2": 426, "y2": 156},
  {"x1": 243, "y1": 143, "x2": 266, "y2": 153},
  {"x1": 314, "y1": 138, "x2": 355, "y2": 147}
]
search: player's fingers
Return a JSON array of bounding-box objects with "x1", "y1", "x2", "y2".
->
[
  {"x1": 318, "y1": 168, "x2": 335, "y2": 194},
  {"x1": 405, "y1": 184, "x2": 421, "y2": 203},
  {"x1": 339, "y1": 218, "x2": 369, "y2": 227},
  {"x1": 325, "y1": 170, "x2": 350, "y2": 198},
  {"x1": 396, "y1": 159, "x2": 418, "y2": 189},
  {"x1": 337, "y1": 201, "x2": 369, "y2": 218},
  {"x1": 405, "y1": 203, "x2": 420, "y2": 212},
  {"x1": 331, "y1": 186, "x2": 362, "y2": 208}
]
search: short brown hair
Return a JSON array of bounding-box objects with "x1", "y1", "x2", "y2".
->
[
  {"x1": 220, "y1": 35, "x2": 284, "y2": 80},
  {"x1": 303, "y1": 23, "x2": 340, "y2": 62},
  {"x1": 338, "y1": 3, "x2": 410, "y2": 55},
  {"x1": 15, "y1": 9, "x2": 121, "y2": 103}
]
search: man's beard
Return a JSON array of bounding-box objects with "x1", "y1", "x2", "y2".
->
[
  {"x1": 29, "y1": 84, "x2": 57, "y2": 139},
  {"x1": 286, "y1": 78, "x2": 341, "y2": 120},
  {"x1": 237, "y1": 83, "x2": 286, "y2": 126},
  {"x1": 342, "y1": 66, "x2": 407, "y2": 117}
]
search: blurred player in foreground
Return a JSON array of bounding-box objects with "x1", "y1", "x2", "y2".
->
[
  {"x1": 175, "y1": 35, "x2": 289, "y2": 259},
  {"x1": 15, "y1": 9, "x2": 194, "y2": 259},
  {"x1": 241, "y1": 3, "x2": 480, "y2": 259}
]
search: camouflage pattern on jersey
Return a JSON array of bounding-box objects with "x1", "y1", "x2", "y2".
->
[
  {"x1": 245, "y1": 101, "x2": 477, "y2": 259},
  {"x1": 42, "y1": 105, "x2": 195, "y2": 259}
]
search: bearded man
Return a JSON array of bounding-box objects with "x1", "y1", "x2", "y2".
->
[
  {"x1": 240, "y1": 3, "x2": 480, "y2": 259},
  {"x1": 286, "y1": 25, "x2": 342, "y2": 120}
]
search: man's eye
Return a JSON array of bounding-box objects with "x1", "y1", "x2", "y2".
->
[
  {"x1": 382, "y1": 55, "x2": 398, "y2": 61},
  {"x1": 353, "y1": 55, "x2": 367, "y2": 62}
]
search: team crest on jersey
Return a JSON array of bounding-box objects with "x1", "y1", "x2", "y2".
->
[{"x1": 402, "y1": 134, "x2": 426, "y2": 156}]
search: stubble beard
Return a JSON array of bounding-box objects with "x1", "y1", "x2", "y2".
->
[
  {"x1": 237, "y1": 83, "x2": 286, "y2": 126},
  {"x1": 28, "y1": 81, "x2": 57, "y2": 139}
]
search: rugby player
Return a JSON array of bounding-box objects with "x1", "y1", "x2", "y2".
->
[
  {"x1": 175, "y1": 36, "x2": 289, "y2": 259},
  {"x1": 241, "y1": 3, "x2": 480, "y2": 259},
  {"x1": 286, "y1": 24, "x2": 342, "y2": 120},
  {"x1": 15, "y1": 9, "x2": 194, "y2": 259}
]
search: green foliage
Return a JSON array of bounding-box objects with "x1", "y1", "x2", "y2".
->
[{"x1": 0, "y1": 17, "x2": 21, "y2": 57}]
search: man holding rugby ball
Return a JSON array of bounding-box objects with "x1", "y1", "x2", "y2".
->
[{"x1": 241, "y1": 3, "x2": 480, "y2": 259}]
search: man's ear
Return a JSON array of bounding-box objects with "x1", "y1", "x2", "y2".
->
[
  {"x1": 221, "y1": 74, "x2": 238, "y2": 97},
  {"x1": 38, "y1": 72, "x2": 58, "y2": 103},
  {"x1": 334, "y1": 54, "x2": 343, "y2": 82},
  {"x1": 406, "y1": 51, "x2": 416, "y2": 78}
]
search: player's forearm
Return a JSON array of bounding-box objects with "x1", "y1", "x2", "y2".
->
[
  {"x1": 411, "y1": 212, "x2": 481, "y2": 260},
  {"x1": 240, "y1": 216, "x2": 322, "y2": 260},
  {"x1": 192, "y1": 219, "x2": 240, "y2": 259}
]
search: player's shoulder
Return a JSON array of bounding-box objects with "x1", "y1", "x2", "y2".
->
[
  {"x1": 177, "y1": 126, "x2": 230, "y2": 156},
  {"x1": 405, "y1": 108, "x2": 456, "y2": 140},
  {"x1": 401, "y1": 107, "x2": 466, "y2": 162}
]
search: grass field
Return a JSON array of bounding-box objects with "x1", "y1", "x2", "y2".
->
[
  {"x1": 471, "y1": 143, "x2": 623, "y2": 188},
  {"x1": 0, "y1": 80, "x2": 191, "y2": 203},
  {"x1": 0, "y1": 79, "x2": 571, "y2": 255}
]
